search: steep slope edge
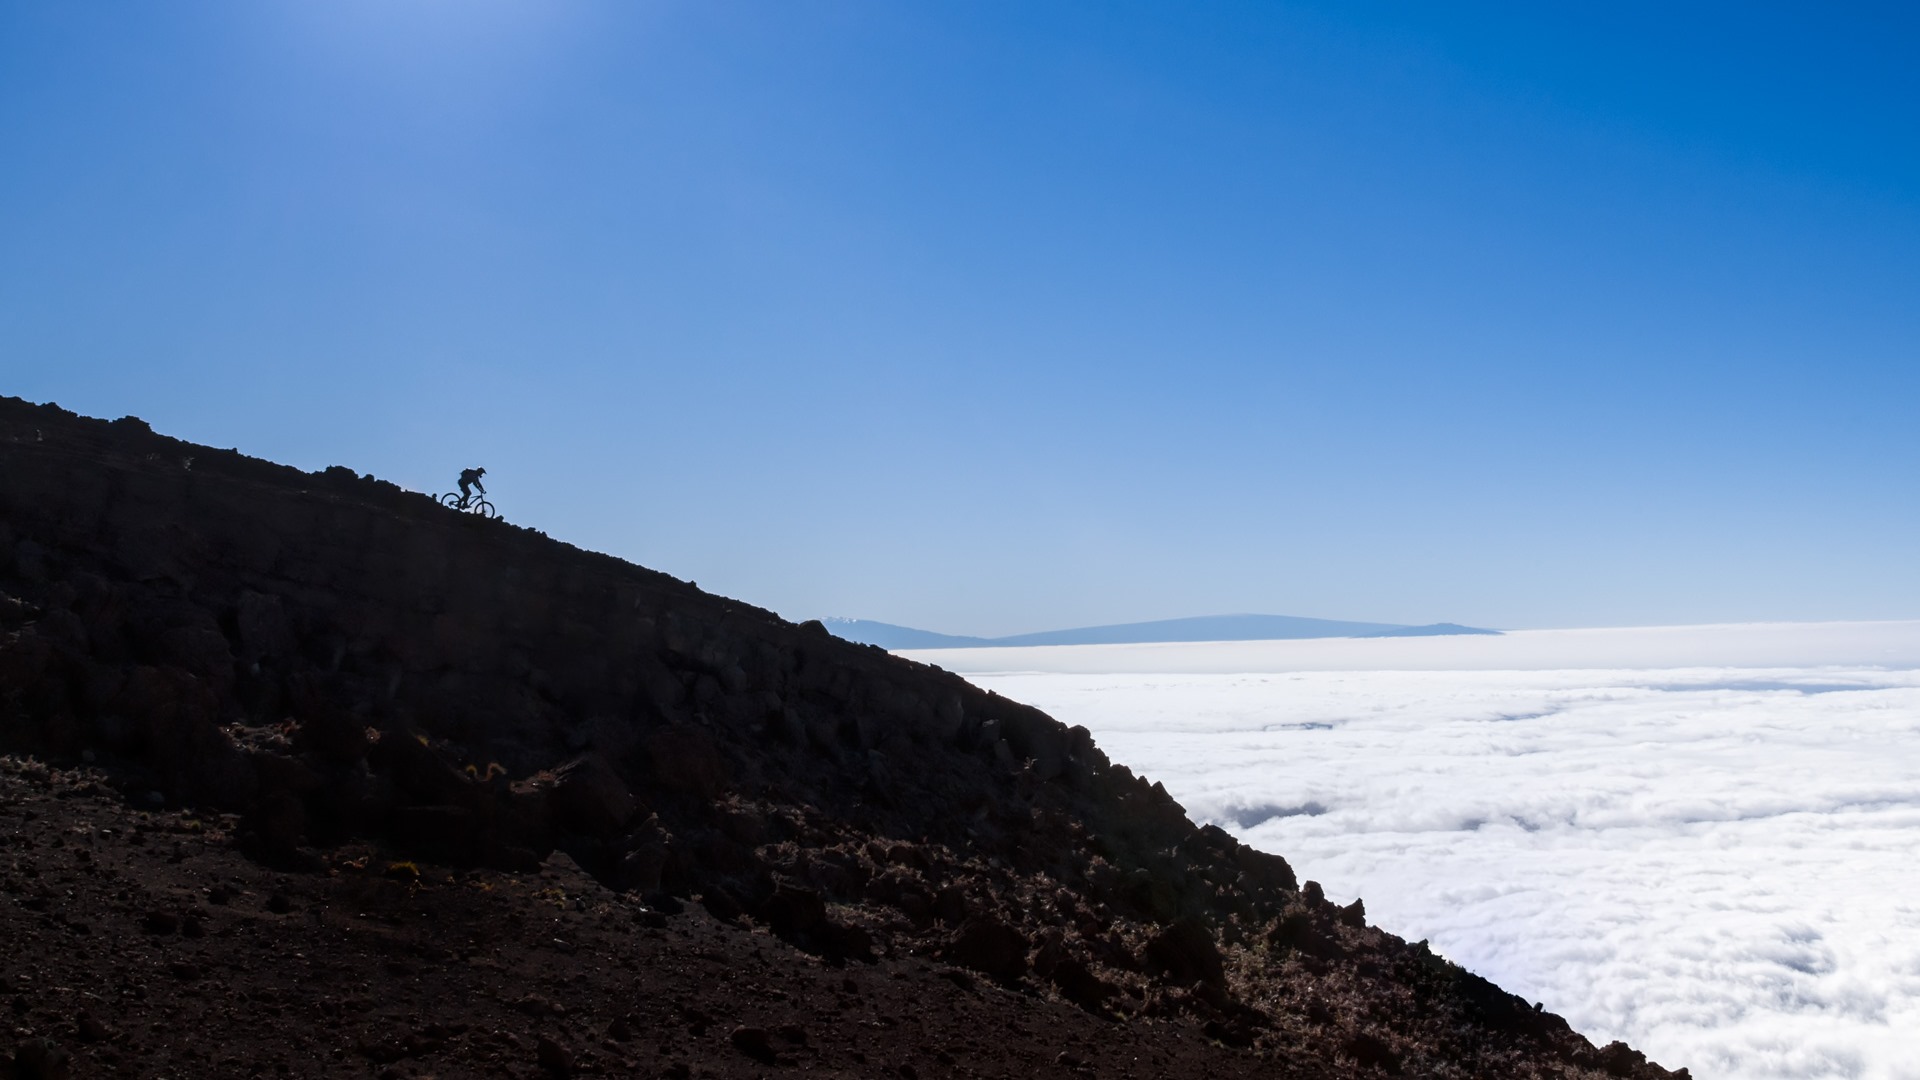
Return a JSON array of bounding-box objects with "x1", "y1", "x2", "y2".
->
[{"x1": 0, "y1": 397, "x2": 1683, "y2": 1078}]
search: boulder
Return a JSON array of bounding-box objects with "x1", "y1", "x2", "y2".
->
[
  {"x1": 1342, "y1": 1031, "x2": 1400, "y2": 1072},
  {"x1": 548, "y1": 753, "x2": 639, "y2": 837},
  {"x1": 1596, "y1": 1041, "x2": 1649, "y2": 1078},
  {"x1": 238, "y1": 789, "x2": 307, "y2": 858},
  {"x1": 1143, "y1": 916, "x2": 1226, "y2": 989},
  {"x1": 11, "y1": 1037, "x2": 71, "y2": 1080},
  {"x1": 616, "y1": 816, "x2": 672, "y2": 895},
  {"x1": 729, "y1": 1026, "x2": 777, "y2": 1065},
  {"x1": 1048, "y1": 956, "x2": 1114, "y2": 1012},
  {"x1": 819, "y1": 920, "x2": 874, "y2": 963},
  {"x1": 943, "y1": 917, "x2": 1029, "y2": 983},
  {"x1": 1337, "y1": 897, "x2": 1366, "y2": 929},
  {"x1": 374, "y1": 731, "x2": 476, "y2": 808},
  {"x1": 1232, "y1": 843, "x2": 1298, "y2": 895},
  {"x1": 758, "y1": 880, "x2": 827, "y2": 938}
]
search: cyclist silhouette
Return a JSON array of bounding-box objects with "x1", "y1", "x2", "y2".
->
[
  {"x1": 438, "y1": 469, "x2": 499, "y2": 519},
  {"x1": 457, "y1": 467, "x2": 486, "y2": 507}
]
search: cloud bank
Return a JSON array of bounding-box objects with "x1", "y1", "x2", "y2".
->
[{"x1": 909, "y1": 625, "x2": 1920, "y2": 1079}]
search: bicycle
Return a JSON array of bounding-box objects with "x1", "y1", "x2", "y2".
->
[{"x1": 438, "y1": 491, "x2": 500, "y2": 520}]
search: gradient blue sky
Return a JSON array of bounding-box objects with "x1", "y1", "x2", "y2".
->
[{"x1": 5, "y1": 2, "x2": 1917, "y2": 635}]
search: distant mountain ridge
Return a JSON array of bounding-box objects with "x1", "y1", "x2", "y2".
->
[
  {"x1": 819, "y1": 619, "x2": 994, "y2": 650},
  {"x1": 825, "y1": 614, "x2": 1501, "y2": 650},
  {"x1": 1359, "y1": 622, "x2": 1502, "y2": 639}
]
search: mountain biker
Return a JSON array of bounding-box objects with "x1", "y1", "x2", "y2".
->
[{"x1": 458, "y1": 467, "x2": 486, "y2": 506}]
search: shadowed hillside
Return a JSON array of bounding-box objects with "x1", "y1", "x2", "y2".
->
[{"x1": 0, "y1": 396, "x2": 1682, "y2": 1079}]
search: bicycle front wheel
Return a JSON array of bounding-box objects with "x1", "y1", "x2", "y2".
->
[{"x1": 471, "y1": 498, "x2": 498, "y2": 520}]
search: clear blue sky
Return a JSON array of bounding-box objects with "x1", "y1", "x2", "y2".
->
[{"x1": 5, "y1": 2, "x2": 1917, "y2": 635}]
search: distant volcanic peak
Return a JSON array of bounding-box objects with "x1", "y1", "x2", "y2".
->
[
  {"x1": 1358, "y1": 622, "x2": 1503, "y2": 638},
  {"x1": 987, "y1": 613, "x2": 1409, "y2": 647},
  {"x1": 821, "y1": 618, "x2": 992, "y2": 650}
]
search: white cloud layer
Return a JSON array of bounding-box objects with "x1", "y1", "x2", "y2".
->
[{"x1": 906, "y1": 623, "x2": 1920, "y2": 1080}]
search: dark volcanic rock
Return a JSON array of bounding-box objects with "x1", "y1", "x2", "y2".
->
[
  {"x1": 545, "y1": 752, "x2": 639, "y2": 836},
  {"x1": 943, "y1": 917, "x2": 1030, "y2": 983},
  {"x1": 728, "y1": 1025, "x2": 777, "y2": 1064},
  {"x1": 10, "y1": 1037, "x2": 71, "y2": 1080},
  {"x1": 534, "y1": 1033, "x2": 574, "y2": 1076},
  {"x1": 0, "y1": 397, "x2": 1687, "y2": 1079},
  {"x1": 1144, "y1": 915, "x2": 1228, "y2": 988},
  {"x1": 759, "y1": 879, "x2": 828, "y2": 937}
]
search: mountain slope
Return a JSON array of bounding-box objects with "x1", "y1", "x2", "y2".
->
[{"x1": 0, "y1": 396, "x2": 1681, "y2": 1079}]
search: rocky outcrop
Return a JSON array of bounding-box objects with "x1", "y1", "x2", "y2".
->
[{"x1": 0, "y1": 396, "x2": 1687, "y2": 1078}]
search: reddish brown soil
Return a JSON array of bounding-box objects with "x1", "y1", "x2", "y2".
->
[{"x1": 2, "y1": 756, "x2": 1340, "y2": 1079}]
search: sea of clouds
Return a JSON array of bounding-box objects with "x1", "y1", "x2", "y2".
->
[{"x1": 906, "y1": 622, "x2": 1920, "y2": 1080}]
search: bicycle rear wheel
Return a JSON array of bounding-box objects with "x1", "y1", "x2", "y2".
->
[{"x1": 438, "y1": 492, "x2": 465, "y2": 509}]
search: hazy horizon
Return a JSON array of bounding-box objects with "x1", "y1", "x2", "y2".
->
[{"x1": 831, "y1": 610, "x2": 1920, "y2": 641}]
